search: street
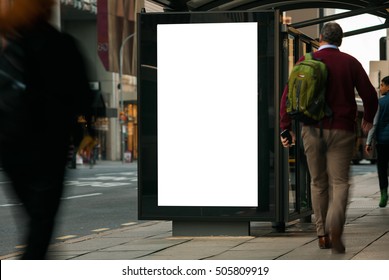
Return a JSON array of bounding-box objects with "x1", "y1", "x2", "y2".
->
[
  {"x1": 0, "y1": 160, "x2": 377, "y2": 257},
  {"x1": 0, "y1": 161, "x2": 139, "y2": 257},
  {"x1": 350, "y1": 159, "x2": 377, "y2": 176}
]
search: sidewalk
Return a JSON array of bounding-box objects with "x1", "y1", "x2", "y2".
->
[{"x1": 2, "y1": 170, "x2": 388, "y2": 260}]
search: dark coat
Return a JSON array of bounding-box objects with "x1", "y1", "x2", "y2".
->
[
  {"x1": 377, "y1": 93, "x2": 389, "y2": 144},
  {"x1": 0, "y1": 21, "x2": 93, "y2": 166}
]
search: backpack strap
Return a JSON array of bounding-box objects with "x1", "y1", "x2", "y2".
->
[{"x1": 305, "y1": 52, "x2": 313, "y2": 60}]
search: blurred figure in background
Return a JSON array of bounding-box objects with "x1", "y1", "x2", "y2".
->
[
  {"x1": 78, "y1": 133, "x2": 98, "y2": 168},
  {"x1": 365, "y1": 76, "x2": 389, "y2": 208},
  {"x1": 0, "y1": 0, "x2": 93, "y2": 259}
]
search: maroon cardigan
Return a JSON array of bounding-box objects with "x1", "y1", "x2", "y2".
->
[{"x1": 280, "y1": 48, "x2": 378, "y2": 132}]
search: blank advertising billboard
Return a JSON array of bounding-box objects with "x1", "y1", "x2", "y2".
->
[{"x1": 157, "y1": 22, "x2": 258, "y2": 207}]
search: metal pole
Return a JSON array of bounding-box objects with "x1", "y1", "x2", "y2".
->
[{"x1": 119, "y1": 33, "x2": 136, "y2": 162}]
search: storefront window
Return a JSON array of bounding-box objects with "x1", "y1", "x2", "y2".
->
[{"x1": 124, "y1": 103, "x2": 138, "y2": 160}]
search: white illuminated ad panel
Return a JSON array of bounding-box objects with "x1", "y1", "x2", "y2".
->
[{"x1": 157, "y1": 22, "x2": 258, "y2": 207}]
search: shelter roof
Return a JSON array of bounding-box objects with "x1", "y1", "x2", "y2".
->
[
  {"x1": 148, "y1": 0, "x2": 388, "y2": 14},
  {"x1": 146, "y1": 0, "x2": 389, "y2": 36}
]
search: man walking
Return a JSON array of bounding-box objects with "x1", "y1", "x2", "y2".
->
[
  {"x1": 0, "y1": 0, "x2": 94, "y2": 259},
  {"x1": 280, "y1": 22, "x2": 378, "y2": 253}
]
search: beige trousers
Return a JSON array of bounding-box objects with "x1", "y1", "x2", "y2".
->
[{"x1": 301, "y1": 126, "x2": 355, "y2": 237}]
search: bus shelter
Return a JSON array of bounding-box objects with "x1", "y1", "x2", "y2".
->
[{"x1": 137, "y1": 0, "x2": 389, "y2": 235}]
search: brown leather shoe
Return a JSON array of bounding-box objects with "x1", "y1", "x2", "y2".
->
[
  {"x1": 330, "y1": 232, "x2": 345, "y2": 254},
  {"x1": 318, "y1": 235, "x2": 331, "y2": 249}
]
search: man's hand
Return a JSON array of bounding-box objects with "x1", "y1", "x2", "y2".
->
[
  {"x1": 280, "y1": 130, "x2": 296, "y2": 147},
  {"x1": 361, "y1": 119, "x2": 373, "y2": 135}
]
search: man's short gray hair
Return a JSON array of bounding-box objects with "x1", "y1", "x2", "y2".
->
[{"x1": 320, "y1": 22, "x2": 343, "y2": 46}]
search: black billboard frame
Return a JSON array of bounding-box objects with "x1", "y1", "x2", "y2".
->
[{"x1": 137, "y1": 10, "x2": 283, "y2": 235}]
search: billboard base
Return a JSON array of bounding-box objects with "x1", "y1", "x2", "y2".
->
[{"x1": 172, "y1": 221, "x2": 250, "y2": 236}]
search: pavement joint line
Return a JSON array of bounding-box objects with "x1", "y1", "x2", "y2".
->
[
  {"x1": 351, "y1": 231, "x2": 388, "y2": 258},
  {"x1": 133, "y1": 239, "x2": 193, "y2": 260},
  {"x1": 266, "y1": 237, "x2": 311, "y2": 260}
]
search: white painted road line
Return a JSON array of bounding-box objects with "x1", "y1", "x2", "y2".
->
[
  {"x1": 0, "y1": 203, "x2": 22, "y2": 207},
  {"x1": 64, "y1": 181, "x2": 130, "y2": 187},
  {"x1": 79, "y1": 176, "x2": 130, "y2": 181},
  {"x1": 0, "y1": 181, "x2": 12, "y2": 184},
  {"x1": 91, "y1": 228, "x2": 110, "y2": 232},
  {"x1": 61, "y1": 193, "x2": 102, "y2": 200},
  {"x1": 56, "y1": 235, "x2": 78, "y2": 240},
  {"x1": 96, "y1": 172, "x2": 136, "y2": 176},
  {"x1": 121, "y1": 222, "x2": 137, "y2": 226}
]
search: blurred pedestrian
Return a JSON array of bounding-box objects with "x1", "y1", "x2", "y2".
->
[
  {"x1": 280, "y1": 22, "x2": 378, "y2": 253},
  {"x1": 365, "y1": 76, "x2": 389, "y2": 208},
  {"x1": 78, "y1": 134, "x2": 97, "y2": 168},
  {"x1": 91, "y1": 137, "x2": 100, "y2": 166},
  {"x1": 0, "y1": 0, "x2": 93, "y2": 259}
]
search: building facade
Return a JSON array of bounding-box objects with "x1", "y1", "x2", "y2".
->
[{"x1": 57, "y1": 0, "x2": 143, "y2": 161}]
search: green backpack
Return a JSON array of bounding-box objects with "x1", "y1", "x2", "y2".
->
[{"x1": 286, "y1": 52, "x2": 331, "y2": 124}]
